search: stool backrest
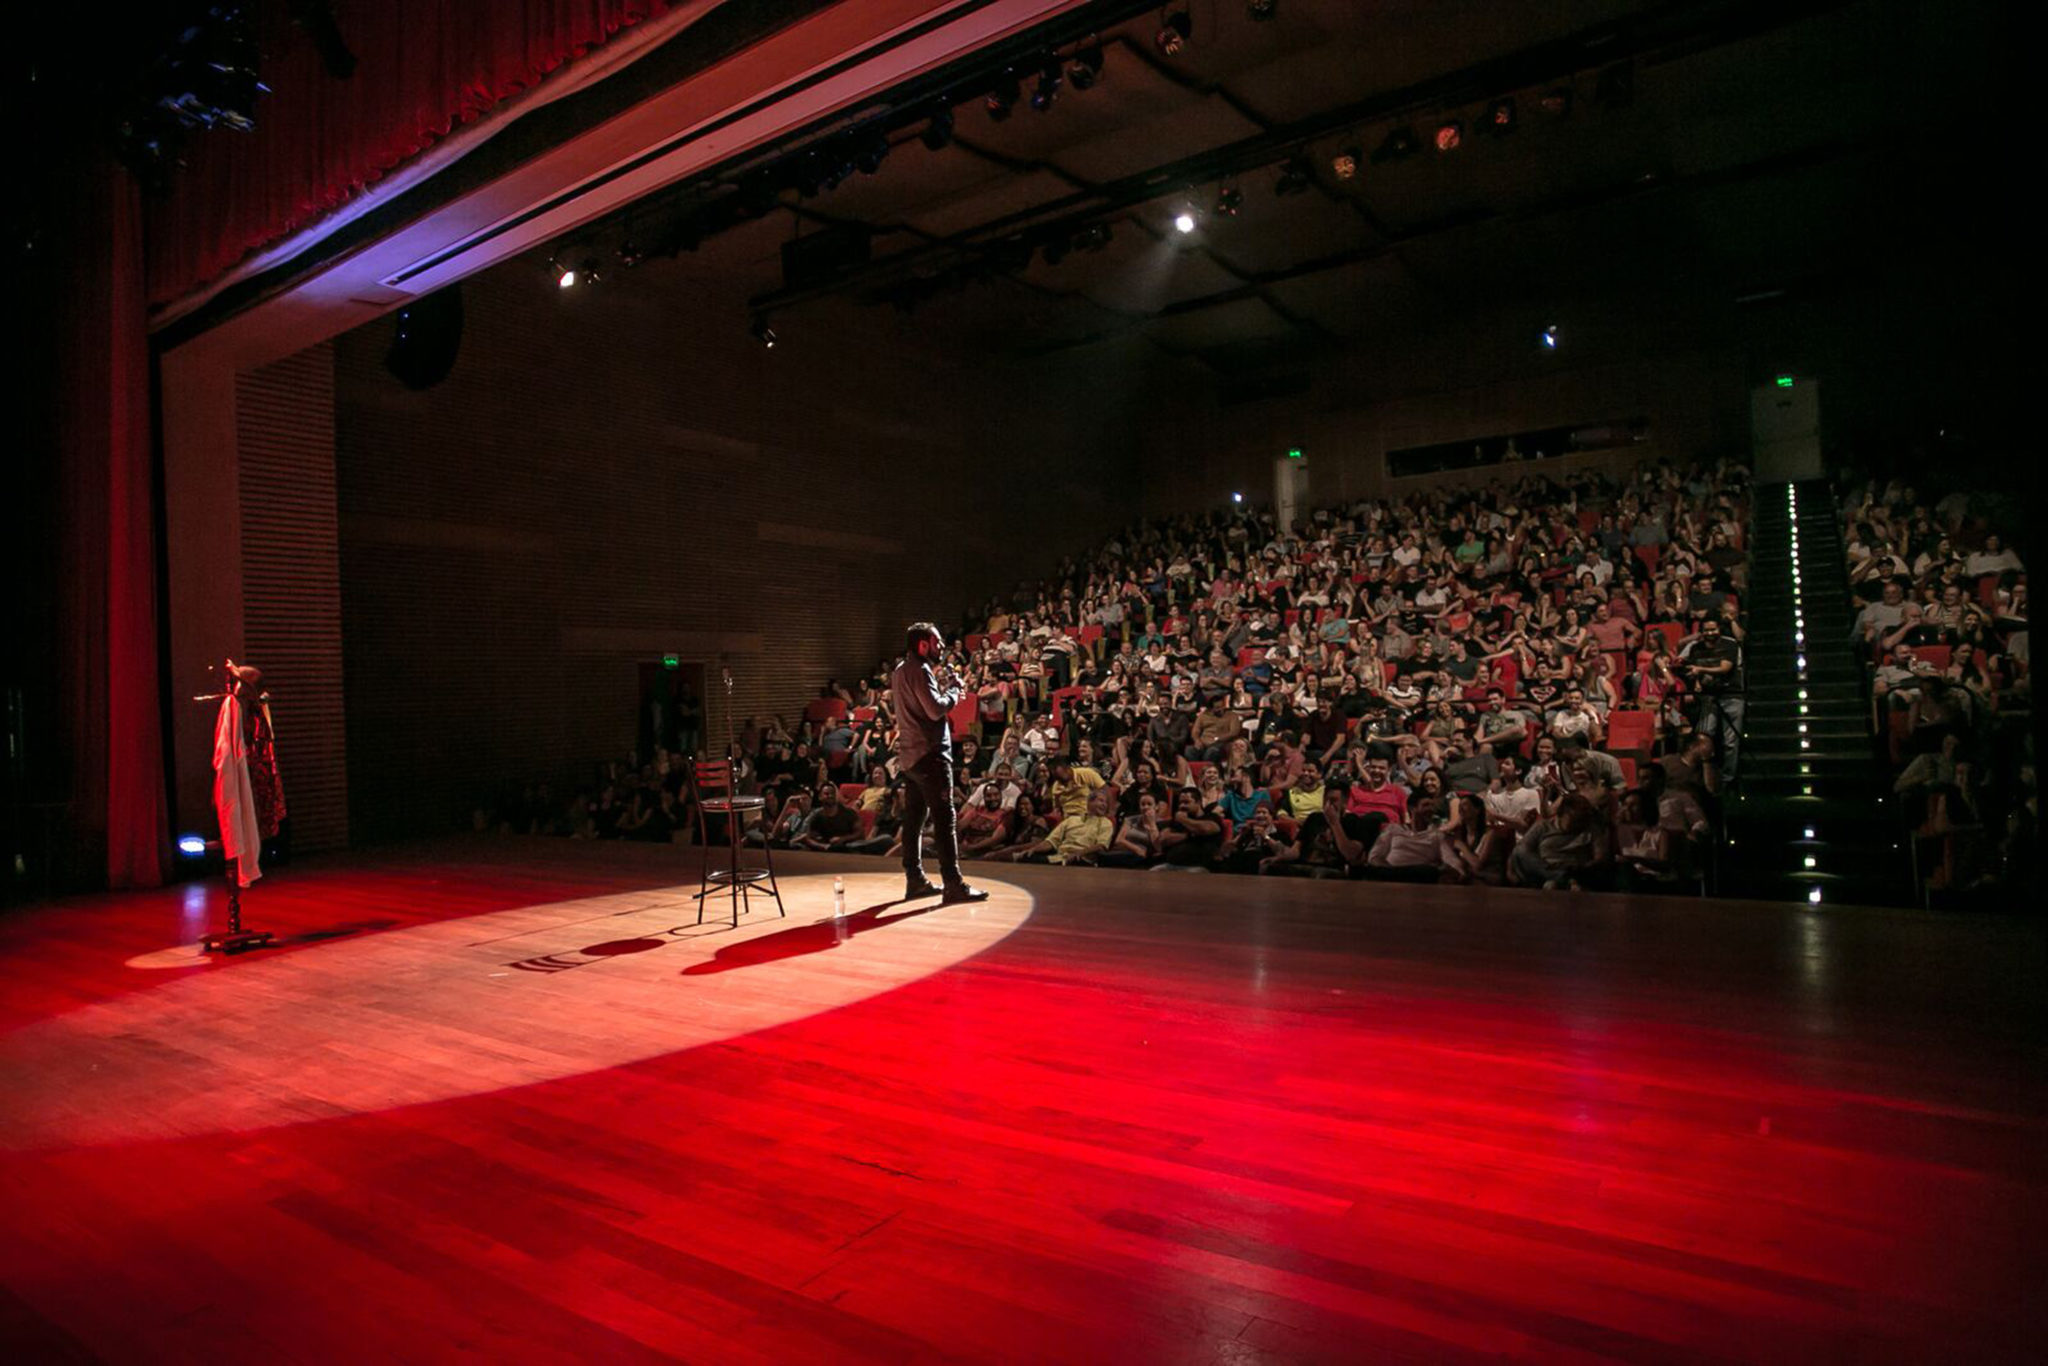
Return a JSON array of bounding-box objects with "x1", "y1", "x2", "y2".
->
[{"x1": 691, "y1": 759, "x2": 736, "y2": 800}]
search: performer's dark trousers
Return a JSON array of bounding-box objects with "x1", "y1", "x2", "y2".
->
[{"x1": 900, "y1": 750, "x2": 963, "y2": 885}]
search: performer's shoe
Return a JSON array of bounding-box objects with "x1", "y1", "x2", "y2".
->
[
  {"x1": 941, "y1": 881, "x2": 990, "y2": 906},
  {"x1": 903, "y1": 875, "x2": 943, "y2": 901}
]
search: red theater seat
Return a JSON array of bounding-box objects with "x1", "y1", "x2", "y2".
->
[{"x1": 1606, "y1": 709, "x2": 1656, "y2": 757}]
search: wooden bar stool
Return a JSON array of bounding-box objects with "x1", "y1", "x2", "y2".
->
[{"x1": 688, "y1": 759, "x2": 787, "y2": 927}]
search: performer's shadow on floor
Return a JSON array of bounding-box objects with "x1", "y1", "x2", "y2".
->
[{"x1": 676, "y1": 900, "x2": 940, "y2": 976}]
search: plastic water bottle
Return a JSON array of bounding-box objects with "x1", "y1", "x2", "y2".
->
[{"x1": 833, "y1": 876, "x2": 846, "y2": 917}]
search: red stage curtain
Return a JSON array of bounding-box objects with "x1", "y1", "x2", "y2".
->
[
  {"x1": 145, "y1": 0, "x2": 675, "y2": 308},
  {"x1": 59, "y1": 153, "x2": 169, "y2": 889}
]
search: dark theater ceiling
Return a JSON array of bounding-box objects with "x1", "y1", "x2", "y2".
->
[{"x1": 555, "y1": 0, "x2": 2010, "y2": 374}]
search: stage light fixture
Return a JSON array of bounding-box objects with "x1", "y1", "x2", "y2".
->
[
  {"x1": 986, "y1": 75, "x2": 1020, "y2": 120},
  {"x1": 1540, "y1": 323, "x2": 1558, "y2": 350},
  {"x1": 1539, "y1": 87, "x2": 1573, "y2": 117},
  {"x1": 615, "y1": 240, "x2": 644, "y2": 268},
  {"x1": 1373, "y1": 126, "x2": 1417, "y2": 163},
  {"x1": 1214, "y1": 186, "x2": 1243, "y2": 217},
  {"x1": 554, "y1": 255, "x2": 601, "y2": 289},
  {"x1": 820, "y1": 148, "x2": 858, "y2": 192},
  {"x1": 1076, "y1": 222, "x2": 1114, "y2": 252},
  {"x1": 1231, "y1": 491, "x2": 1244, "y2": 503},
  {"x1": 1156, "y1": 11, "x2": 1192, "y2": 56},
  {"x1": 1247, "y1": 0, "x2": 1278, "y2": 20},
  {"x1": 1069, "y1": 42, "x2": 1105, "y2": 90},
  {"x1": 1031, "y1": 60, "x2": 1063, "y2": 111},
  {"x1": 750, "y1": 316, "x2": 777, "y2": 348},
  {"x1": 1174, "y1": 208, "x2": 1198, "y2": 234},
  {"x1": 1434, "y1": 120, "x2": 1463, "y2": 153},
  {"x1": 855, "y1": 132, "x2": 890, "y2": 175},
  {"x1": 1485, "y1": 97, "x2": 1517, "y2": 135},
  {"x1": 1274, "y1": 156, "x2": 1314, "y2": 196},
  {"x1": 1331, "y1": 146, "x2": 1360, "y2": 180},
  {"x1": 921, "y1": 105, "x2": 955, "y2": 150}
]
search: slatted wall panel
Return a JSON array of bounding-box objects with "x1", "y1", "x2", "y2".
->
[
  {"x1": 237, "y1": 343, "x2": 350, "y2": 851},
  {"x1": 333, "y1": 270, "x2": 1141, "y2": 841}
]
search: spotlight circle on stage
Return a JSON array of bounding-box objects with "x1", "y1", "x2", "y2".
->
[{"x1": 0, "y1": 873, "x2": 1032, "y2": 1150}]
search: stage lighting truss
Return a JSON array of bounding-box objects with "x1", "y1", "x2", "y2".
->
[{"x1": 1213, "y1": 186, "x2": 1243, "y2": 217}]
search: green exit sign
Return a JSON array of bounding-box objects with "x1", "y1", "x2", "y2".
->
[
  {"x1": 1775, "y1": 375, "x2": 1795, "y2": 388},
  {"x1": 663, "y1": 654, "x2": 680, "y2": 669}
]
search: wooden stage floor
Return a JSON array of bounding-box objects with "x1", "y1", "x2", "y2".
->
[{"x1": 0, "y1": 837, "x2": 2041, "y2": 1364}]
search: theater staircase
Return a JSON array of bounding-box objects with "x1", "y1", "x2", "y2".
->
[{"x1": 1720, "y1": 480, "x2": 1912, "y2": 906}]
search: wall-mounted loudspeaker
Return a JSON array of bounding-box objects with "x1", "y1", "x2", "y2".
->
[{"x1": 384, "y1": 284, "x2": 465, "y2": 390}]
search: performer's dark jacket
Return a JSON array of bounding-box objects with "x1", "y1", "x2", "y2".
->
[{"x1": 891, "y1": 655, "x2": 960, "y2": 768}]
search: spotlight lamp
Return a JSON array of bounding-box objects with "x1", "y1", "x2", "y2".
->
[
  {"x1": 1174, "y1": 207, "x2": 1198, "y2": 234},
  {"x1": 1214, "y1": 186, "x2": 1243, "y2": 217},
  {"x1": 1434, "y1": 120, "x2": 1463, "y2": 153},
  {"x1": 1068, "y1": 42, "x2": 1105, "y2": 91},
  {"x1": 1485, "y1": 97, "x2": 1517, "y2": 135},
  {"x1": 1075, "y1": 222, "x2": 1114, "y2": 252},
  {"x1": 1031, "y1": 61, "x2": 1063, "y2": 112},
  {"x1": 750, "y1": 315, "x2": 777, "y2": 349},
  {"x1": 1274, "y1": 156, "x2": 1314, "y2": 196},
  {"x1": 1372, "y1": 126, "x2": 1417, "y2": 163},
  {"x1": 920, "y1": 104, "x2": 955, "y2": 151},
  {"x1": 855, "y1": 131, "x2": 890, "y2": 175},
  {"x1": 552, "y1": 255, "x2": 600, "y2": 289},
  {"x1": 1156, "y1": 10, "x2": 1192, "y2": 56},
  {"x1": 1538, "y1": 87, "x2": 1573, "y2": 118},
  {"x1": 986, "y1": 74, "x2": 1020, "y2": 120},
  {"x1": 1540, "y1": 323, "x2": 1559, "y2": 350},
  {"x1": 1331, "y1": 146, "x2": 1361, "y2": 180}
]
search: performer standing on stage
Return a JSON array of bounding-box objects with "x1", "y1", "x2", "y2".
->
[{"x1": 891, "y1": 623, "x2": 989, "y2": 905}]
